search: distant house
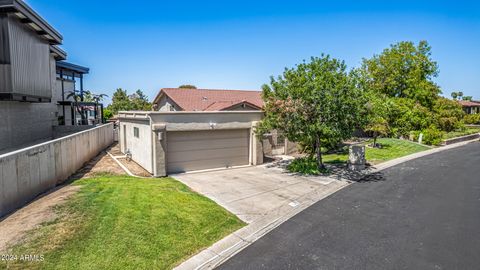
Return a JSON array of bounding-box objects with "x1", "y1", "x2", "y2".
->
[
  {"x1": 459, "y1": 100, "x2": 480, "y2": 114},
  {"x1": 0, "y1": 0, "x2": 103, "y2": 152},
  {"x1": 152, "y1": 88, "x2": 263, "y2": 112}
]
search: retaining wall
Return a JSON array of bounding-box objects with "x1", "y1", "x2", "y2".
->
[{"x1": 0, "y1": 123, "x2": 114, "y2": 217}]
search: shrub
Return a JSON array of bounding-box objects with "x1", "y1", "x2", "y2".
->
[
  {"x1": 287, "y1": 157, "x2": 330, "y2": 175},
  {"x1": 388, "y1": 98, "x2": 434, "y2": 137},
  {"x1": 464, "y1": 114, "x2": 480, "y2": 125},
  {"x1": 433, "y1": 97, "x2": 465, "y2": 132},
  {"x1": 422, "y1": 125, "x2": 444, "y2": 145},
  {"x1": 409, "y1": 130, "x2": 421, "y2": 141}
]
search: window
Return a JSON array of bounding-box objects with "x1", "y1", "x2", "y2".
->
[{"x1": 134, "y1": 127, "x2": 139, "y2": 138}]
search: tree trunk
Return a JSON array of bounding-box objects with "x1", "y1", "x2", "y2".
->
[
  {"x1": 373, "y1": 133, "x2": 377, "y2": 148},
  {"x1": 315, "y1": 135, "x2": 325, "y2": 170}
]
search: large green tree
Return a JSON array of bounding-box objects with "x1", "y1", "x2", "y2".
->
[
  {"x1": 258, "y1": 55, "x2": 365, "y2": 169},
  {"x1": 364, "y1": 93, "x2": 389, "y2": 147},
  {"x1": 107, "y1": 88, "x2": 151, "y2": 114},
  {"x1": 129, "y1": 90, "x2": 152, "y2": 111},
  {"x1": 359, "y1": 40, "x2": 441, "y2": 109}
]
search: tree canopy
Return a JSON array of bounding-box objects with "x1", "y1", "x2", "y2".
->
[
  {"x1": 359, "y1": 40, "x2": 441, "y2": 109},
  {"x1": 107, "y1": 88, "x2": 152, "y2": 114},
  {"x1": 178, "y1": 85, "x2": 197, "y2": 89},
  {"x1": 258, "y1": 55, "x2": 365, "y2": 169},
  {"x1": 357, "y1": 40, "x2": 464, "y2": 138}
]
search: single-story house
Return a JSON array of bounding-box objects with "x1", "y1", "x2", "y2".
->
[
  {"x1": 152, "y1": 88, "x2": 263, "y2": 111},
  {"x1": 118, "y1": 111, "x2": 264, "y2": 177},
  {"x1": 459, "y1": 100, "x2": 480, "y2": 114}
]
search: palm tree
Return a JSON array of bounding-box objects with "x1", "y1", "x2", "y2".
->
[
  {"x1": 66, "y1": 90, "x2": 108, "y2": 125},
  {"x1": 66, "y1": 90, "x2": 88, "y2": 125},
  {"x1": 91, "y1": 93, "x2": 108, "y2": 123}
]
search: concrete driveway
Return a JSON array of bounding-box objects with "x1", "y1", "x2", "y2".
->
[
  {"x1": 172, "y1": 164, "x2": 348, "y2": 223},
  {"x1": 219, "y1": 143, "x2": 480, "y2": 270}
]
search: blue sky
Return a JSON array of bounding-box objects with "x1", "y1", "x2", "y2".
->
[{"x1": 27, "y1": 0, "x2": 480, "y2": 103}]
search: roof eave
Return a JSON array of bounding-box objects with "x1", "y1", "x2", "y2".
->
[
  {"x1": 56, "y1": 61, "x2": 89, "y2": 74},
  {"x1": 0, "y1": 0, "x2": 63, "y2": 44},
  {"x1": 221, "y1": 101, "x2": 262, "y2": 111},
  {"x1": 50, "y1": 45, "x2": 67, "y2": 61}
]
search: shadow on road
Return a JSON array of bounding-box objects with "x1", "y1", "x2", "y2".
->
[{"x1": 264, "y1": 156, "x2": 386, "y2": 183}]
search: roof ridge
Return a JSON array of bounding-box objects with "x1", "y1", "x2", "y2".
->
[{"x1": 161, "y1": 88, "x2": 261, "y2": 92}]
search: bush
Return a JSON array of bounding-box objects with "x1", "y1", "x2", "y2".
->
[
  {"x1": 432, "y1": 97, "x2": 465, "y2": 132},
  {"x1": 409, "y1": 130, "x2": 421, "y2": 141},
  {"x1": 464, "y1": 114, "x2": 480, "y2": 124},
  {"x1": 287, "y1": 157, "x2": 330, "y2": 175},
  {"x1": 388, "y1": 98, "x2": 434, "y2": 137},
  {"x1": 422, "y1": 125, "x2": 444, "y2": 145}
]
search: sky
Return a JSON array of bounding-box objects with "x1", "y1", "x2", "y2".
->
[{"x1": 26, "y1": 0, "x2": 480, "y2": 104}]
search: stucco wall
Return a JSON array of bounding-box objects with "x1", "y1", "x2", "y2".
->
[
  {"x1": 0, "y1": 123, "x2": 114, "y2": 217},
  {"x1": 147, "y1": 111, "x2": 263, "y2": 131},
  {"x1": 120, "y1": 119, "x2": 153, "y2": 173},
  {"x1": 156, "y1": 95, "x2": 179, "y2": 111},
  {"x1": 119, "y1": 111, "x2": 264, "y2": 176}
]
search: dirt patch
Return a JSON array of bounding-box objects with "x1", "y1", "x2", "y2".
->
[
  {"x1": 0, "y1": 185, "x2": 80, "y2": 252},
  {"x1": 117, "y1": 158, "x2": 152, "y2": 177},
  {"x1": 72, "y1": 146, "x2": 126, "y2": 179},
  {"x1": 108, "y1": 143, "x2": 123, "y2": 156}
]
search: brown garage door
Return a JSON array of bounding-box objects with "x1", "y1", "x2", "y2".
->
[{"x1": 167, "y1": 129, "x2": 250, "y2": 173}]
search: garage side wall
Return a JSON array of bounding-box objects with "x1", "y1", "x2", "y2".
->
[{"x1": 120, "y1": 120, "x2": 153, "y2": 173}]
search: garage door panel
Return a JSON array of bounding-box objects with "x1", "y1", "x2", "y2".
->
[
  {"x1": 168, "y1": 138, "x2": 249, "y2": 153},
  {"x1": 167, "y1": 129, "x2": 250, "y2": 173},
  {"x1": 167, "y1": 156, "x2": 248, "y2": 173},
  {"x1": 168, "y1": 129, "x2": 247, "y2": 142},
  {"x1": 168, "y1": 147, "x2": 248, "y2": 163}
]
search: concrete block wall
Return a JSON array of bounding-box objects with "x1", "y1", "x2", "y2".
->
[
  {"x1": 0, "y1": 123, "x2": 114, "y2": 217},
  {"x1": 0, "y1": 101, "x2": 57, "y2": 153},
  {"x1": 53, "y1": 125, "x2": 94, "y2": 139}
]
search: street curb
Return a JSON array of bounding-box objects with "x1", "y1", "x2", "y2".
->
[
  {"x1": 175, "y1": 138, "x2": 479, "y2": 270},
  {"x1": 371, "y1": 138, "x2": 479, "y2": 173}
]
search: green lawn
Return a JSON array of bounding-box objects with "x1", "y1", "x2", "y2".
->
[
  {"x1": 2, "y1": 175, "x2": 244, "y2": 270},
  {"x1": 323, "y1": 138, "x2": 431, "y2": 165},
  {"x1": 443, "y1": 127, "x2": 480, "y2": 140}
]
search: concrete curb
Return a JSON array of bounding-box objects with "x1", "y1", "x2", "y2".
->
[
  {"x1": 175, "y1": 138, "x2": 479, "y2": 270},
  {"x1": 106, "y1": 152, "x2": 151, "y2": 179},
  {"x1": 371, "y1": 138, "x2": 478, "y2": 173}
]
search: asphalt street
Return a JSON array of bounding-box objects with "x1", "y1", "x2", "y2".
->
[{"x1": 219, "y1": 142, "x2": 480, "y2": 270}]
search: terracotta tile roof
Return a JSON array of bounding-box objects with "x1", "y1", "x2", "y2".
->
[
  {"x1": 458, "y1": 100, "x2": 480, "y2": 107},
  {"x1": 155, "y1": 88, "x2": 263, "y2": 111}
]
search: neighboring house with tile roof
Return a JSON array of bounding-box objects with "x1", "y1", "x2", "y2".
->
[
  {"x1": 152, "y1": 88, "x2": 263, "y2": 111},
  {"x1": 458, "y1": 100, "x2": 480, "y2": 114}
]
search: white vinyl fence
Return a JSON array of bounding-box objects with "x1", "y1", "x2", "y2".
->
[{"x1": 0, "y1": 123, "x2": 114, "y2": 217}]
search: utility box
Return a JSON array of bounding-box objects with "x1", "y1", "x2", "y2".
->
[{"x1": 348, "y1": 145, "x2": 366, "y2": 171}]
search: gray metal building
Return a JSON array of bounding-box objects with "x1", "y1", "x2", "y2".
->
[{"x1": 0, "y1": 0, "x2": 100, "y2": 153}]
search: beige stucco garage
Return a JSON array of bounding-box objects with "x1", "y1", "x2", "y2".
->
[{"x1": 118, "y1": 111, "x2": 264, "y2": 177}]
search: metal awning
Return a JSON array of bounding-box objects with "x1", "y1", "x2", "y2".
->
[{"x1": 56, "y1": 61, "x2": 89, "y2": 74}]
